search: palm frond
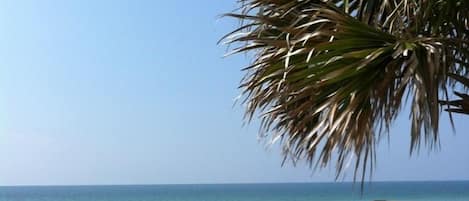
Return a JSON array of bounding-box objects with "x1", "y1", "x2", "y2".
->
[{"x1": 222, "y1": 0, "x2": 469, "y2": 181}]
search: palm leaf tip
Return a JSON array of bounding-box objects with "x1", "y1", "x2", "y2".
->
[{"x1": 442, "y1": 74, "x2": 469, "y2": 115}]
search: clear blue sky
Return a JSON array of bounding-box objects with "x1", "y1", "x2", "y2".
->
[{"x1": 0, "y1": 0, "x2": 467, "y2": 186}]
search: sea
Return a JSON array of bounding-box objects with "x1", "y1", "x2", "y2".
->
[{"x1": 0, "y1": 181, "x2": 468, "y2": 201}]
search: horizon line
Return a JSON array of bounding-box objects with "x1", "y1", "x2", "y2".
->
[{"x1": 2, "y1": 179, "x2": 469, "y2": 187}]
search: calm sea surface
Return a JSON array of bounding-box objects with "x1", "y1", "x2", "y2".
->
[{"x1": 0, "y1": 181, "x2": 468, "y2": 201}]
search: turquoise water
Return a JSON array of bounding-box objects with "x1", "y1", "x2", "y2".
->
[{"x1": 1, "y1": 181, "x2": 468, "y2": 201}]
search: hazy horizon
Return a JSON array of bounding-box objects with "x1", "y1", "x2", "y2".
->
[{"x1": 2, "y1": 179, "x2": 469, "y2": 187}]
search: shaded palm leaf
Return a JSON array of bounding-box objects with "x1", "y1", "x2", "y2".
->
[{"x1": 441, "y1": 74, "x2": 469, "y2": 115}]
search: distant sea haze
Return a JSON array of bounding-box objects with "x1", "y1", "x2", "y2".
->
[{"x1": 0, "y1": 181, "x2": 468, "y2": 201}]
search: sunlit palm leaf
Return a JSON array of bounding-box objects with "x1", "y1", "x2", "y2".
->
[{"x1": 222, "y1": 0, "x2": 469, "y2": 181}]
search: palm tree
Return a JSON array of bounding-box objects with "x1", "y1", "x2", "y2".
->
[{"x1": 222, "y1": 0, "x2": 468, "y2": 182}]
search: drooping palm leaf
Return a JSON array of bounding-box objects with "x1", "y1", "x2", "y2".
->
[
  {"x1": 441, "y1": 74, "x2": 469, "y2": 115},
  {"x1": 222, "y1": 0, "x2": 469, "y2": 181}
]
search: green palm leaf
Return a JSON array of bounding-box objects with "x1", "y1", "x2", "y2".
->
[{"x1": 222, "y1": 0, "x2": 469, "y2": 181}]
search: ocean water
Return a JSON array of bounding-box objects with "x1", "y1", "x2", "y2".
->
[{"x1": 0, "y1": 181, "x2": 468, "y2": 201}]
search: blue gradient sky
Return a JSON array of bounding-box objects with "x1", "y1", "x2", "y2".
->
[{"x1": 0, "y1": 0, "x2": 467, "y2": 186}]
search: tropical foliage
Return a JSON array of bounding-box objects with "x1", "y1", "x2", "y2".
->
[{"x1": 221, "y1": 0, "x2": 468, "y2": 181}]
